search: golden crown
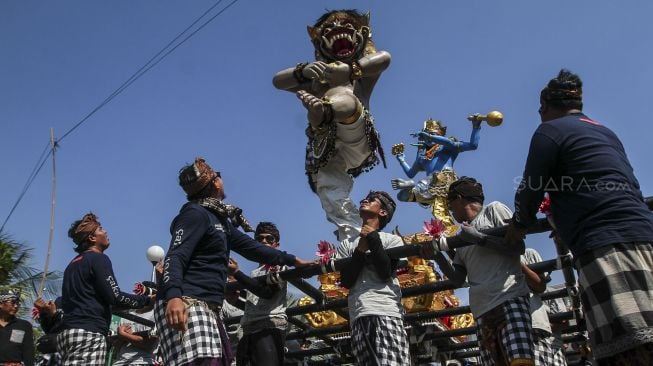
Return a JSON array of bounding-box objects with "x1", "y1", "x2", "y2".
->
[{"x1": 423, "y1": 118, "x2": 445, "y2": 134}]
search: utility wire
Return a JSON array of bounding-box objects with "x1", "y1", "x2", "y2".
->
[
  {"x1": 0, "y1": 150, "x2": 52, "y2": 233},
  {"x1": 1, "y1": 143, "x2": 53, "y2": 233},
  {"x1": 58, "y1": 0, "x2": 231, "y2": 143},
  {"x1": 1, "y1": 0, "x2": 241, "y2": 232}
]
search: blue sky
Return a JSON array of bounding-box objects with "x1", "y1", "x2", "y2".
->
[{"x1": 2, "y1": 1, "x2": 653, "y2": 306}]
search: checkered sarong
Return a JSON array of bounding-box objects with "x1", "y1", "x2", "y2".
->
[
  {"x1": 351, "y1": 315, "x2": 411, "y2": 366},
  {"x1": 476, "y1": 295, "x2": 534, "y2": 366},
  {"x1": 56, "y1": 328, "x2": 106, "y2": 366},
  {"x1": 532, "y1": 329, "x2": 567, "y2": 366},
  {"x1": 577, "y1": 242, "x2": 653, "y2": 361},
  {"x1": 155, "y1": 298, "x2": 231, "y2": 366}
]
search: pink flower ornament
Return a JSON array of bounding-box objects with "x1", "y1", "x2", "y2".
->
[
  {"x1": 316, "y1": 240, "x2": 337, "y2": 265},
  {"x1": 423, "y1": 218, "x2": 446, "y2": 239}
]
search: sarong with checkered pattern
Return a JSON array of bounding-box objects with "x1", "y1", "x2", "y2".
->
[
  {"x1": 56, "y1": 328, "x2": 106, "y2": 366},
  {"x1": 576, "y1": 242, "x2": 653, "y2": 363},
  {"x1": 350, "y1": 315, "x2": 411, "y2": 366},
  {"x1": 532, "y1": 328, "x2": 567, "y2": 366},
  {"x1": 476, "y1": 295, "x2": 534, "y2": 366},
  {"x1": 154, "y1": 298, "x2": 232, "y2": 366}
]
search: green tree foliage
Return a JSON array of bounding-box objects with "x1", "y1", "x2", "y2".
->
[{"x1": 0, "y1": 233, "x2": 62, "y2": 317}]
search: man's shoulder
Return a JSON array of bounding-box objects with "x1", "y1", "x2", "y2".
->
[
  {"x1": 522, "y1": 247, "x2": 543, "y2": 263},
  {"x1": 12, "y1": 317, "x2": 33, "y2": 329},
  {"x1": 176, "y1": 202, "x2": 210, "y2": 221},
  {"x1": 484, "y1": 201, "x2": 512, "y2": 215},
  {"x1": 83, "y1": 251, "x2": 110, "y2": 263}
]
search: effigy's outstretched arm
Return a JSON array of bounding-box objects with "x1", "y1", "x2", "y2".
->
[
  {"x1": 356, "y1": 50, "x2": 391, "y2": 78},
  {"x1": 396, "y1": 151, "x2": 420, "y2": 178},
  {"x1": 272, "y1": 61, "x2": 329, "y2": 92},
  {"x1": 456, "y1": 121, "x2": 482, "y2": 152}
]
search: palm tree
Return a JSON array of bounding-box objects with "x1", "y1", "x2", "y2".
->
[{"x1": 0, "y1": 233, "x2": 62, "y2": 316}]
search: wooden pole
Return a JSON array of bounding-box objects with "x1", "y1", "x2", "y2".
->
[{"x1": 38, "y1": 129, "x2": 56, "y2": 298}]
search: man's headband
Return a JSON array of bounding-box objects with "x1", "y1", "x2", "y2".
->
[{"x1": 71, "y1": 212, "x2": 100, "y2": 245}]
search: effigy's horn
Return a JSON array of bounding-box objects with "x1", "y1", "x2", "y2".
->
[{"x1": 467, "y1": 110, "x2": 503, "y2": 127}]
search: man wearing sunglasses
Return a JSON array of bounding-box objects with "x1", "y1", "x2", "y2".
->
[
  {"x1": 335, "y1": 190, "x2": 411, "y2": 365},
  {"x1": 0, "y1": 290, "x2": 34, "y2": 366},
  {"x1": 228, "y1": 222, "x2": 289, "y2": 366}
]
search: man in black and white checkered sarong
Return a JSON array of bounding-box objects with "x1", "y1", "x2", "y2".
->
[
  {"x1": 336, "y1": 191, "x2": 411, "y2": 365},
  {"x1": 350, "y1": 315, "x2": 410, "y2": 365},
  {"x1": 577, "y1": 243, "x2": 653, "y2": 365},
  {"x1": 56, "y1": 328, "x2": 106, "y2": 365},
  {"x1": 154, "y1": 297, "x2": 229, "y2": 366},
  {"x1": 58, "y1": 213, "x2": 152, "y2": 366},
  {"x1": 157, "y1": 158, "x2": 314, "y2": 366},
  {"x1": 507, "y1": 69, "x2": 653, "y2": 365},
  {"x1": 475, "y1": 296, "x2": 534, "y2": 366}
]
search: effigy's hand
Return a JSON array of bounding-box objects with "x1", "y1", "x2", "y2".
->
[
  {"x1": 165, "y1": 298, "x2": 188, "y2": 332},
  {"x1": 391, "y1": 143, "x2": 405, "y2": 156},
  {"x1": 303, "y1": 61, "x2": 328, "y2": 81},
  {"x1": 323, "y1": 61, "x2": 350, "y2": 86}
]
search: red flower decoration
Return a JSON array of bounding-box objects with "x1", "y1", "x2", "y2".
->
[
  {"x1": 133, "y1": 282, "x2": 145, "y2": 295},
  {"x1": 539, "y1": 195, "x2": 552, "y2": 216},
  {"x1": 315, "y1": 240, "x2": 336, "y2": 265},
  {"x1": 31, "y1": 307, "x2": 40, "y2": 320},
  {"x1": 263, "y1": 264, "x2": 279, "y2": 272},
  {"x1": 423, "y1": 218, "x2": 446, "y2": 239}
]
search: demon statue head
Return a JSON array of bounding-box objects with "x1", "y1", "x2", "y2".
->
[{"x1": 307, "y1": 9, "x2": 376, "y2": 63}]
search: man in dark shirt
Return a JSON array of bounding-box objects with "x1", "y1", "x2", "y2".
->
[
  {"x1": 0, "y1": 290, "x2": 34, "y2": 366},
  {"x1": 156, "y1": 157, "x2": 314, "y2": 366},
  {"x1": 58, "y1": 212, "x2": 152, "y2": 365},
  {"x1": 506, "y1": 69, "x2": 653, "y2": 365}
]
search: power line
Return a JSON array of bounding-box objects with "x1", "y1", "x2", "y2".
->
[
  {"x1": 1, "y1": 145, "x2": 53, "y2": 233},
  {"x1": 58, "y1": 0, "x2": 238, "y2": 143},
  {"x1": 1, "y1": 0, "x2": 241, "y2": 232}
]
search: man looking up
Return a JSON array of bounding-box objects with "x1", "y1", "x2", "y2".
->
[
  {"x1": 58, "y1": 213, "x2": 152, "y2": 365},
  {"x1": 335, "y1": 190, "x2": 411, "y2": 365},
  {"x1": 156, "y1": 157, "x2": 314, "y2": 366}
]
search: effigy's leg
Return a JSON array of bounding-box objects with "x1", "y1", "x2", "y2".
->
[
  {"x1": 313, "y1": 154, "x2": 362, "y2": 241},
  {"x1": 429, "y1": 169, "x2": 459, "y2": 236}
]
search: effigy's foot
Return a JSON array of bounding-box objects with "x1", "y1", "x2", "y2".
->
[{"x1": 391, "y1": 178, "x2": 415, "y2": 190}]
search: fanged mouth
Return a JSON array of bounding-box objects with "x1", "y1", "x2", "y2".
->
[{"x1": 321, "y1": 29, "x2": 359, "y2": 58}]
